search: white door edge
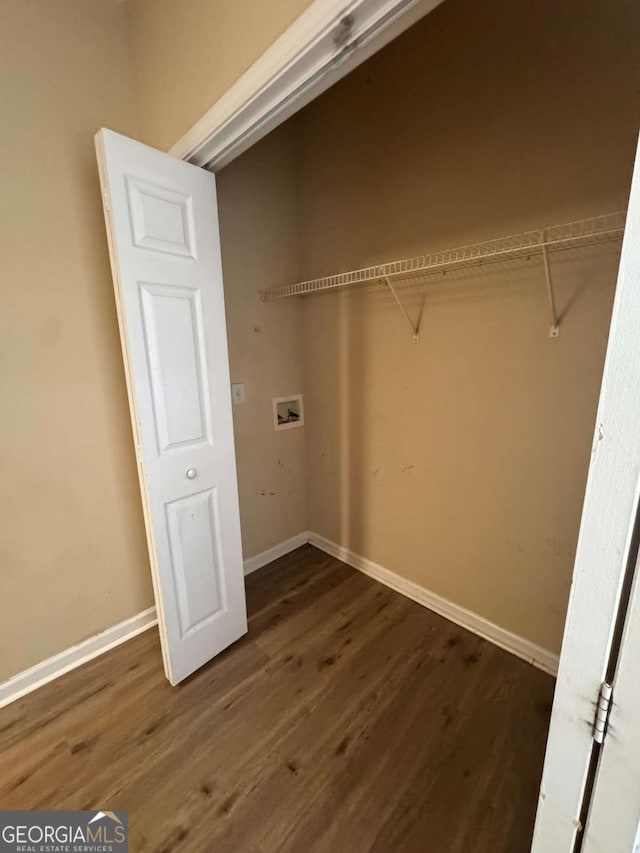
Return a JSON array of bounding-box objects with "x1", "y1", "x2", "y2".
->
[
  {"x1": 532, "y1": 134, "x2": 640, "y2": 852},
  {"x1": 95, "y1": 131, "x2": 173, "y2": 681}
]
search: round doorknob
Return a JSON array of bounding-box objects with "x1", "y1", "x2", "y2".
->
[{"x1": 185, "y1": 467, "x2": 198, "y2": 480}]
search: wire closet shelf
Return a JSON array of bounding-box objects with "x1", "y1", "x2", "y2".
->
[{"x1": 259, "y1": 211, "x2": 626, "y2": 303}]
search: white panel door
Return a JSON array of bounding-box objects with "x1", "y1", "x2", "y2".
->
[
  {"x1": 95, "y1": 128, "x2": 247, "y2": 685},
  {"x1": 579, "y1": 137, "x2": 640, "y2": 852},
  {"x1": 532, "y1": 134, "x2": 640, "y2": 851}
]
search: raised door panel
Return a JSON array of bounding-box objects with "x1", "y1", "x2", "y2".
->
[
  {"x1": 166, "y1": 488, "x2": 226, "y2": 638},
  {"x1": 139, "y1": 282, "x2": 212, "y2": 454},
  {"x1": 126, "y1": 176, "x2": 197, "y2": 258}
]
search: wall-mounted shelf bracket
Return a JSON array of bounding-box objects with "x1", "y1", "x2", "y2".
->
[
  {"x1": 540, "y1": 231, "x2": 560, "y2": 338},
  {"x1": 381, "y1": 271, "x2": 420, "y2": 342}
]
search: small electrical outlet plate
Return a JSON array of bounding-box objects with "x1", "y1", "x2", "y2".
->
[{"x1": 231, "y1": 382, "x2": 245, "y2": 404}]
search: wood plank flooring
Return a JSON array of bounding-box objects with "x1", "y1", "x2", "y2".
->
[{"x1": 0, "y1": 545, "x2": 554, "y2": 852}]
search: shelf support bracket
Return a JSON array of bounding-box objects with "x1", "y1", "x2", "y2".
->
[
  {"x1": 540, "y1": 231, "x2": 560, "y2": 338},
  {"x1": 381, "y1": 272, "x2": 420, "y2": 342}
]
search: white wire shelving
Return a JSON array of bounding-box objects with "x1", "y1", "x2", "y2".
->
[{"x1": 259, "y1": 211, "x2": 626, "y2": 340}]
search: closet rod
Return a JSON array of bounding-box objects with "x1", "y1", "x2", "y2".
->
[{"x1": 259, "y1": 211, "x2": 625, "y2": 303}]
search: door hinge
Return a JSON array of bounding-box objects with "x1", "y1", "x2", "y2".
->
[
  {"x1": 102, "y1": 190, "x2": 110, "y2": 212},
  {"x1": 593, "y1": 682, "x2": 613, "y2": 745}
]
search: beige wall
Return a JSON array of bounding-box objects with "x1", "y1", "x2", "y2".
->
[
  {"x1": 0, "y1": 0, "x2": 314, "y2": 685},
  {"x1": 2, "y1": 0, "x2": 638, "y2": 684},
  {"x1": 125, "y1": 0, "x2": 315, "y2": 150},
  {"x1": 297, "y1": 0, "x2": 640, "y2": 653},
  {"x1": 217, "y1": 126, "x2": 307, "y2": 557},
  {"x1": 0, "y1": 0, "x2": 153, "y2": 681}
]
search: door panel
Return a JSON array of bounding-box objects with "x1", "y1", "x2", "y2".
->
[
  {"x1": 139, "y1": 282, "x2": 212, "y2": 451},
  {"x1": 95, "y1": 128, "x2": 247, "y2": 685},
  {"x1": 166, "y1": 488, "x2": 225, "y2": 636},
  {"x1": 126, "y1": 176, "x2": 197, "y2": 258}
]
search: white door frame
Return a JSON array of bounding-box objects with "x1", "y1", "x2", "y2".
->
[
  {"x1": 532, "y1": 136, "x2": 640, "y2": 851},
  {"x1": 168, "y1": 0, "x2": 445, "y2": 169}
]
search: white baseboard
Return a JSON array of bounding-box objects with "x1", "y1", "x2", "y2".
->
[
  {"x1": 0, "y1": 535, "x2": 310, "y2": 711},
  {"x1": 0, "y1": 607, "x2": 158, "y2": 710},
  {"x1": 243, "y1": 531, "x2": 310, "y2": 576},
  {"x1": 307, "y1": 531, "x2": 559, "y2": 676},
  {"x1": 0, "y1": 529, "x2": 557, "y2": 710}
]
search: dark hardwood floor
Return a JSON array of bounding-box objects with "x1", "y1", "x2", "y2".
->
[{"x1": 0, "y1": 545, "x2": 554, "y2": 852}]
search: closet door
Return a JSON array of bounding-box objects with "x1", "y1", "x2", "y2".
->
[
  {"x1": 532, "y1": 134, "x2": 640, "y2": 852},
  {"x1": 95, "y1": 129, "x2": 247, "y2": 685}
]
